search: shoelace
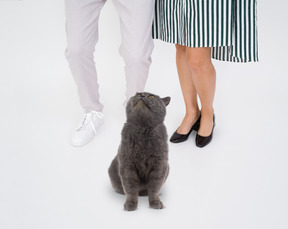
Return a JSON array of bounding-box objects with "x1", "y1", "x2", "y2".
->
[{"x1": 77, "y1": 111, "x2": 104, "y2": 133}]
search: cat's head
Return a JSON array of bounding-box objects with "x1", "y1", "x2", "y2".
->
[{"x1": 126, "y1": 92, "x2": 171, "y2": 125}]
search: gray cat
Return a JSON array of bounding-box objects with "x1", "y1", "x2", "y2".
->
[{"x1": 108, "y1": 92, "x2": 170, "y2": 211}]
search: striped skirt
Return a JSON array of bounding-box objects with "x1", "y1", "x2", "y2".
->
[{"x1": 153, "y1": 0, "x2": 259, "y2": 62}]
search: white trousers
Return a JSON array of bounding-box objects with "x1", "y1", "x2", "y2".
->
[{"x1": 65, "y1": 0, "x2": 155, "y2": 112}]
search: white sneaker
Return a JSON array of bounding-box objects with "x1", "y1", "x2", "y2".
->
[{"x1": 70, "y1": 111, "x2": 104, "y2": 147}]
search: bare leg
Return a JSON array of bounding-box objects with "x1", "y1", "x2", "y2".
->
[
  {"x1": 175, "y1": 44, "x2": 200, "y2": 134},
  {"x1": 186, "y1": 47, "x2": 216, "y2": 136}
]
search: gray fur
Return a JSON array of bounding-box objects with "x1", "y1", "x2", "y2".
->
[{"x1": 108, "y1": 92, "x2": 171, "y2": 211}]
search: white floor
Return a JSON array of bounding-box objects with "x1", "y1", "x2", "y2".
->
[{"x1": 0, "y1": 1, "x2": 287, "y2": 229}]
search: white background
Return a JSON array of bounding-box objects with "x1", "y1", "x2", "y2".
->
[{"x1": 0, "y1": 1, "x2": 287, "y2": 229}]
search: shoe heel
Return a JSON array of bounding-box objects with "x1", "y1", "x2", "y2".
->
[{"x1": 194, "y1": 122, "x2": 200, "y2": 131}]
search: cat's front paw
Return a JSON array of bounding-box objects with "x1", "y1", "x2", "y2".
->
[
  {"x1": 124, "y1": 201, "x2": 138, "y2": 211},
  {"x1": 149, "y1": 200, "x2": 164, "y2": 209}
]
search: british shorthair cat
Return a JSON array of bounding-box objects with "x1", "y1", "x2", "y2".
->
[{"x1": 108, "y1": 92, "x2": 170, "y2": 211}]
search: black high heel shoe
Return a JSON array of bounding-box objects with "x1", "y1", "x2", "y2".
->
[
  {"x1": 195, "y1": 114, "x2": 215, "y2": 148},
  {"x1": 170, "y1": 115, "x2": 201, "y2": 143}
]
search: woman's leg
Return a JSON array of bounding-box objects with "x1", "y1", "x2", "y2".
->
[
  {"x1": 175, "y1": 44, "x2": 200, "y2": 134},
  {"x1": 186, "y1": 47, "x2": 216, "y2": 137}
]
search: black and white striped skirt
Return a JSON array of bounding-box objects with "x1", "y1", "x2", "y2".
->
[{"x1": 153, "y1": 0, "x2": 259, "y2": 62}]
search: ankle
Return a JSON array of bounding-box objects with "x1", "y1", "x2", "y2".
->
[
  {"x1": 200, "y1": 107, "x2": 214, "y2": 116},
  {"x1": 186, "y1": 109, "x2": 200, "y2": 118}
]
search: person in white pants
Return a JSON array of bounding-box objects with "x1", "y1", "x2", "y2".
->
[{"x1": 65, "y1": 0, "x2": 155, "y2": 146}]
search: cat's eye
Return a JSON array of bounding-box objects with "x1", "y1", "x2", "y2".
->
[{"x1": 149, "y1": 95, "x2": 155, "y2": 98}]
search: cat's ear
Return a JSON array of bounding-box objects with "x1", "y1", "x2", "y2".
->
[{"x1": 162, "y1": 97, "x2": 171, "y2": 106}]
